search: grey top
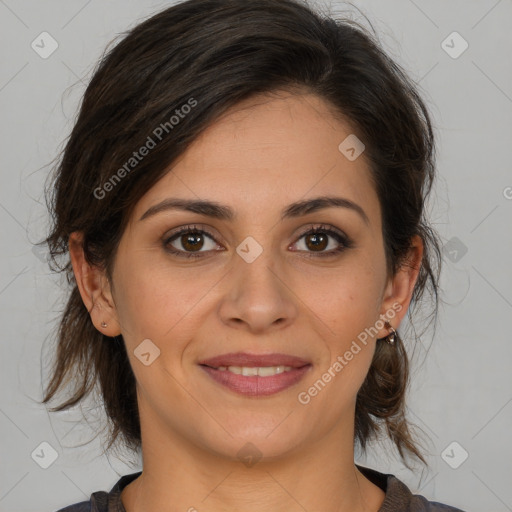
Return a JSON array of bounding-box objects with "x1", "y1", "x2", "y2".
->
[{"x1": 55, "y1": 465, "x2": 466, "y2": 512}]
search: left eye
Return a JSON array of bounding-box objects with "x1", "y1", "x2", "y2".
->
[{"x1": 290, "y1": 226, "x2": 351, "y2": 257}]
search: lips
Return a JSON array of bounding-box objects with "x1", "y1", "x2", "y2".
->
[
  {"x1": 198, "y1": 352, "x2": 311, "y2": 369},
  {"x1": 198, "y1": 352, "x2": 312, "y2": 396}
]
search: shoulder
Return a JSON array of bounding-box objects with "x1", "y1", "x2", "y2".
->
[
  {"x1": 55, "y1": 502, "x2": 91, "y2": 512},
  {"x1": 356, "y1": 464, "x2": 467, "y2": 512},
  {"x1": 409, "y1": 494, "x2": 464, "y2": 512},
  {"x1": 54, "y1": 471, "x2": 142, "y2": 512},
  {"x1": 408, "y1": 493, "x2": 467, "y2": 511}
]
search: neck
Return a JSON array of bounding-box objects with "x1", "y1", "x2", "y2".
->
[{"x1": 120, "y1": 410, "x2": 385, "y2": 512}]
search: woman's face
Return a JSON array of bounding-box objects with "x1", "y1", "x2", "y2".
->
[{"x1": 95, "y1": 91, "x2": 420, "y2": 461}]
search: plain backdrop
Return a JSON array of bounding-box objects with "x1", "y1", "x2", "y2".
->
[{"x1": 0, "y1": 1, "x2": 511, "y2": 511}]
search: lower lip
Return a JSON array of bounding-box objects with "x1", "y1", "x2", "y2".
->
[{"x1": 200, "y1": 365, "x2": 312, "y2": 397}]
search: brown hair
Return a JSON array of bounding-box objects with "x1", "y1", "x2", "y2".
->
[{"x1": 40, "y1": 0, "x2": 442, "y2": 467}]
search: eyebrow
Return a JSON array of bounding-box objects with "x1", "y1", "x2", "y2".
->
[{"x1": 139, "y1": 195, "x2": 370, "y2": 226}]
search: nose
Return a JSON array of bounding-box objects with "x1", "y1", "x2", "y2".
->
[{"x1": 217, "y1": 246, "x2": 298, "y2": 334}]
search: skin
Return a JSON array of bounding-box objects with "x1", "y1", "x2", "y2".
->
[{"x1": 69, "y1": 90, "x2": 423, "y2": 512}]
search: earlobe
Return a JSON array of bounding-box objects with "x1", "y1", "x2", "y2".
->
[
  {"x1": 68, "y1": 231, "x2": 122, "y2": 337},
  {"x1": 378, "y1": 235, "x2": 424, "y2": 338}
]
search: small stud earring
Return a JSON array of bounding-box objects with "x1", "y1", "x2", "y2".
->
[{"x1": 101, "y1": 321, "x2": 107, "y2": 328}]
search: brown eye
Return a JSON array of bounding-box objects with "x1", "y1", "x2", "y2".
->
[
  {"x1": 164, "y1": 225, "x2": 220, "y2": 259},
  {"x1": 304, "y1": 232, "x2": 329, "y2": 252},
  {"x1": 179, "y1": 232, "x2": 205, "y2": 252},
  {"x1": 292, "y1": 225, "x2": 353, "y2": 257}
]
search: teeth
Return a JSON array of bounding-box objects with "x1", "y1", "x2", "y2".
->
[{"x1": 216, "y1": 365, "x2": 293, "y2": 376}]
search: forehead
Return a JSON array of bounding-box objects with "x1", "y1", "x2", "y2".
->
[{"x1": 131, "y1": 91, "x2": 380, "y2": 228}]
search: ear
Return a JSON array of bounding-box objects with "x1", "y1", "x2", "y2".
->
[
  {"x1": 68, "y1": 231, "x2": 121, "y2": 337},
  {"x1": 376, "y1": 234, "x2": 424, "y2": 338}
]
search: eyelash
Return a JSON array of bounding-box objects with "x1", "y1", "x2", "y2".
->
[{"x1": 163, "y1": 223, "x2": 353, "y2": 259}]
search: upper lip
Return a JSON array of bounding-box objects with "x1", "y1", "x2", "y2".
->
[{"x1": 199, "y1": 352, "x2": 311, "y2": 368}]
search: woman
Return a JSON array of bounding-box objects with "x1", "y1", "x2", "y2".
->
[{"x1": 41, "y1": 0, "x2": 465, "y2": 510}]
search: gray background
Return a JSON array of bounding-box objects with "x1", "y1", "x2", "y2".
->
[{"x1": 1, "y1": 1, "x2": 511, "y2": 511}]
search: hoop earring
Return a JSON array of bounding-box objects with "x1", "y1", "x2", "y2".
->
[{"x1": 384, "y1": 321, "x2": 396, "y2": 345}]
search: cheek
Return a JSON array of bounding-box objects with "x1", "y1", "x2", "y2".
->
[
  {"x1": 113, "y1": 266, "x2": 205, "y2": 394},
  {"x1": 300, "y1": 260, "x2": 382, "y2": 387},
  {"x1": 304, "y1": 282, "x2": 379, "y2": 410},
  {"x1": 302, "y1": 261, "x2": 382, "y2": 334},
  {"x1": 112, "y1": 259, "x2": 202, "y2": 346}
]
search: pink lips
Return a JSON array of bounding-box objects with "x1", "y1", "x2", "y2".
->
[{"x1": 199, "y1": 352, "x2": 312, "y2": 397}]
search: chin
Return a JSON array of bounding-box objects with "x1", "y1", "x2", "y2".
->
[{"x1": 197, "y1": 421, "x2": 307, "y2": 464}]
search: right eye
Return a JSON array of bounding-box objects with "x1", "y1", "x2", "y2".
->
[{"x1": 163, "y1": 224, "x2": 223, "y2": 259}]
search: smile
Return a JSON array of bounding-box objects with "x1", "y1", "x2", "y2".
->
[
  {"x1": 215, "y1": 365, "x2": 293, "y2": 376},
  {"x1": 199, "y1": 364, "x2": 312, "y2": 397}
]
